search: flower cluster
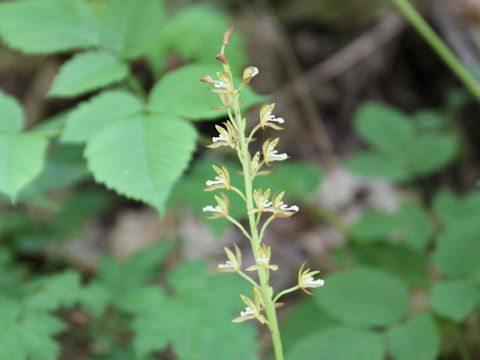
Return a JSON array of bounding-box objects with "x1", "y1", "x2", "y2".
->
[{"x1": 199, "y1": 27, "x2": 324, "y2": 355}]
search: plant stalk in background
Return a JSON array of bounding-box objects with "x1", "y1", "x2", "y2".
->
[
  {"x1": 392, "y1": 0, "x2": 480, "y2": 102},
  {"x1": 201, "y1": 28, "x2": 325, "y2": 359}
]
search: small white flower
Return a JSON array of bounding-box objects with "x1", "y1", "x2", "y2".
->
[
  {"x1": 212, "y1": 133, "x2": 228, "y2": 143},
  {"x1": 260, "y1": 103, "x2": 285, "y2": 130},
  {"x1": 240, "y1": 306, "x2": 255, "y2": 317},
  {"x1": 259, "y1": 200, "x2": 273, "y2": 208},
  {"x1": 257, "y1": 255, "x2": 269, "y2": 264},
  {"x1": 215, "y1": 81, "x2": 227, "y2": 88},
  {"x1": 206, "y1": 176, "x2": 223, "y2": 186},
  {"x1": 202, "y1": 205, "x2": 222, "y2": 213},
  {"x1": 218, "y1": 260, "x2": 234, "y2": 269},
  {"x1": 304, "y1": 276, "x2": 325, "y2": 287},
  {"x1": 269, "y1": 150, "x2": 288, "y2": 161},
  {"x1": 279, "y1": 204, "x2": 299, "y2": 212}
]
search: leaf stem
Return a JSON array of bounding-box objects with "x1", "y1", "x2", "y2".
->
[{"x1": 392, "y1": 0, "x2": 480, "y2": 102}]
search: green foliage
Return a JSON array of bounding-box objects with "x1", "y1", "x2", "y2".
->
[
  {"x1": 346, "y1": 102, "x2": 458, "y2": 181},
  {"x1": 148, "y1": 63, "x2": 265, "y2": 120},
  {"x1": 386, "y1": 312, "x2": 440, "y2": 360},
  {"x1": 286, "y1": 327, "x2": 385, "y2": 360},
  {"x1": 430, "y1": 279, "x2": 479, "y2": 322},
  {"x1": 131, "y1": 261, "x2": 259, "y2": 359},
  {"x1": 85, "y1": 115, "x2": 196, "y2": 213},
  {"x1": 155, "y1": 5, "x2": 246, "y2": 72},
  {"x1": 431, "y1": 219, "x2": 480, "y2": 277},
  {"x1": 0, "y1": 271, "x2": 81, "y2": 360},
  {"x1": 350, "y1": 203, "x2": 433, "y2": 251},
  {"x1": 281, "y1": 299, "x2": 338, "y2": 350},
  {"x1": 48, "y1": 50, "x2": 130, "y2": 97},
  {"x1": 100, "y1": 0, "x2": 164, "y2": 59},
  {"x1": 316, "y1": 267, "x2": 409, "y2": 327},
  {"x1": 0, "y1": 133, "x2": 48, "y2": 202},
  {"x1": 61, "y1": 90, "x2": 143, "y2": 143},
  {"x1": 0, "y1": 0, "x2": 99, "y2": 54},
  {"x1": 0, "y1": 90, "x2": 23, "y2": 132},
  {"x1": 80, "y1": 241, "x2": 172, "y2": 316}
]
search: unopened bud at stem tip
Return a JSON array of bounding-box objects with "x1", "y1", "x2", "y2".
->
[{"x1": 223, "y1": 27, "x2": 235, "y2": 46}]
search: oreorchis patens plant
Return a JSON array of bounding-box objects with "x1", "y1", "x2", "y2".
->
[{"x1": 201, "y1": 27, "x2": 324, "y2": 359}]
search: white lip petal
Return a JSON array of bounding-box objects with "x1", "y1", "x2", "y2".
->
[{"x1": 202, "y1": 205, "x2": 222, "y2": 213}]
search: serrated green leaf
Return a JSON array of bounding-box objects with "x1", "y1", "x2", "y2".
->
[
  {"x1": 316, "y1": 267, "x2": 409, "y2": 327},
  {"x1": 0, "y1": 297, "x2": 66, "y2": 360},
  {"x1": 85, "y1": 114, "x2": 196, "y2": 213},
  {"x1": 345, "y1": 151, "x2": 410, "y2": 181},
  {"x1": 287, "y1": 327, "x2": 385, "y2": 360},
  {"x1": 432, "y1": 221, "x2": 480, "y2": 277},
  {"x1": 0, "y1": 0, "x2": 99, "y2": 54},
  {"x1": 0, "y1": 89, "x2": 23, "y2": 132},
  {"x1": 24, "y1": 271, "x2": 81, "y2": 311},
  {"x1": 100, "y1": 0, "x2": 165, "y2": 59},
  {"x1": 430, "y1": 278, "x2": 478, "y2": 322},
  {"x1": 131, "y1": 261, "x2": 259, "y2": 360},
  {"x1": 49, "y1": 50, "x2": 129, "y2": 97},
  {"x1": 157, "y1": 5, "x2": 246, "y2": 72},
  {"x1": 354, "y1": 102, "x2": 415, "y2": 153},
  {"x1": 0, "y1": 132, "x2": 48, "y2": 201},
  {"x1": 61, "y1": 90, "x2": 143, "y2": 143},
  {"x1": 148, "y1": 63, "x2": 265, "y2": 120},
  {"x1": 386, "y1": 312, "x2": 440, "y2": 360},
  {"x1": 408, "y1": 134, "x2": 457, "y2": 176}
]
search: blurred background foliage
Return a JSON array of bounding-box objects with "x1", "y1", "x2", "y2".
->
[{"x1": 1, "y1": 0, "x2": 480, "y2": 359}]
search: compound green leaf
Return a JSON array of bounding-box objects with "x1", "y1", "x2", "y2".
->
[
  {"x1": 0, "y1": 90, "x2": 23, "y2": 132},
  {"x1": 432, "y1": 221, "x2": 480, "y2": 277},
  {"x1": 316, "y1": 267, "x2": 409, "y2": 327},
  {"x1": 24, "y1": 271, "x2": 81, "y2": 311},
  {"x1": 350, "y1": 211, "x2": 397, "y2": 243},
  {"x1": 396, "y1": 203, "x2": 433, "y2": 251},
  {"x1": 354, "y1": 102, "x2": 415, "y2": 154},
  {"x1": 386, "y1": 312, "x2": 440, "y2": 360},
  {"x1": 100, "y1": 0, "x2": 165, "y2": 59},
  {"x1": 430, "y1": 278, "x2": 478, "y2": 322},
  {"x1": 409, "y1": 134, "x2": 457, "y2": 176},
  {"x1": 131, "y1": 261, "x2": 259, "y2": 360},
  {"x1": 0, "y1": 0, "x2": 99, "y2": 54},
  {"x1": 0, "y1": 133, "x2": 48, "y2": 201},
  {"x1": 85, "y1": 114, "x2": 196, "y2": 213},
  {"x1": 61, "y1": 90, "x2": 143, "y2": 143},
  {"x1": 157, "y1": 5, "x2": 246, "y2": 72},
  {"x1": 282, "y1": 299, "x2": 339, "y2": 350},
  {"x1": 148, "y1": 63, "x2": 265, "y2": 120},
  {"x1": 287, "y1": 327, "x2": 385, "y2": 360},
  {"x1": 345, "y1": 151, "x2": 410, "y2": 182},
  {"x1": 49, "y1": 50, "x2": 129, "y2": 98},
  {"x1": 433, "y1": 189, "x2": 480, "y2": 231}
]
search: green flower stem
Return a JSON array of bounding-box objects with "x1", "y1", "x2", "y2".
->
[
  {"x1": 259, "y1": 215, "x2": 276, "y2": 242},
  {"x1": 227, "y1": 216, "x2": 253, "y2": 242},
  {"x1": 392, "y1": 0, "x2": 480, "y2": 102},
  {"x1": 273, "y1": 285, "x2": 299, "y2": 303},
  {"x1": 230, "y1": 186, "x2": 247, "y2": 202},
  {"x1": 232, "y1": 94, "x2": 284, "y2": 360},
  {"x1": 238, "y1": 270, "x2": 262, "y2": 290}
]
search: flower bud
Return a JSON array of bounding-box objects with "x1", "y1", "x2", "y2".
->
[
  {"x1": 216, "y1": 53, "x2": 228, "y2": 65},
  {"x1": 223, "y1": 26, "x2": 235, "y2": 46},
  {"x1": 200, "y1": 75, "x2": 214, "y2": 84},
  {"x1": 242, "y1": 66, "x2": 259, "y2": 84}
]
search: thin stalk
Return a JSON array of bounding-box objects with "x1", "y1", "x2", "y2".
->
[
  {"x1": 392, "y1": 0, "x2": 480, "y2": 102},
  {"x1": 227, "y1": 216, "x2": 253, "y2": 242},
  {"x1": 232, "y1": 93, "x2": 284, "y2": 360},
  {"x1": 230, "y1": 186, "x2": 247, "y2": 202},
  {"x1": 273, "y1": 285, "x2": 299, "y2": 303},
  {"x1": 238, "y1": 270, "x2": 262, "y2": 290}
]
